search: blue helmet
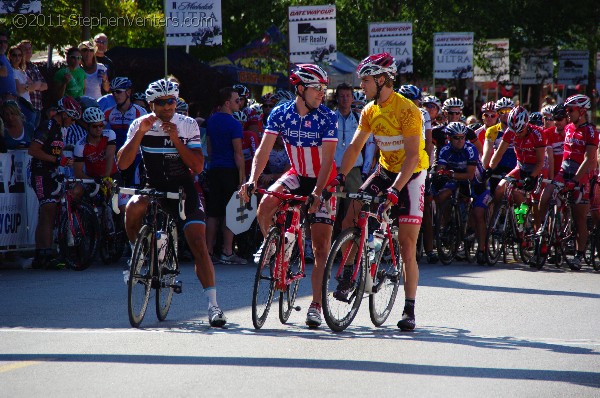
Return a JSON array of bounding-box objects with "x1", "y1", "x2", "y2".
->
[
  {"x1": 398, "y1": 84, "x2": 422, "y2": 101},
  {"x1": 110, "y1": 77, "x2": 132, "y2": 91},
  {"x1": 446, "y1": 121, "x2": 469, "y2": 137},
  {"x1": 529, "y1": 112, "x2": 543, "y2": 126}
]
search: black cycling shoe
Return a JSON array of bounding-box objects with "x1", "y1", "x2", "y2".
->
[
  {"x1": 333, "y1": 267, "x2": 354, "y2": 301},
  {"x1": 397, "y1": 312, "x2": 416, "y2": 331},
  {"x1": 476, "y1": 250, "x2": 487, "y2": 265},
  {"x1": 426, "y1": 251, "x2": 438, "y2": 264}
]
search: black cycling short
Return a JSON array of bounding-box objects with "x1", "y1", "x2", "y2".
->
[
  {"x1": 206, "y1": 168, "x2": 239, "y2": 218},
  {"x1": 153, "y1": 179, "x2": 206, "y2": 229},
  {"x1": 31, "y1": 174, "x2": 60, "y2": 206}
]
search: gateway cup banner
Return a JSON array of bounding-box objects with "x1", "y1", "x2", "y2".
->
[
  {"x1": 368, "y1": 22, "x2": 413, "y2": 74},
  {"x1": 519, "y1": 48, "x2": 553, "y2": 84},
  {"x1": 434, "y1": 32, "x2": 474, "y2": 79},
  {"x1": 474, "y1": 39, "x2": 510, "y2": 82},
  {"x1": 166, "y1": 0, "x2": 222, "y2": 46},
  {"x1": 289, "y1": 5, "x2": 337, "y2": 64}
]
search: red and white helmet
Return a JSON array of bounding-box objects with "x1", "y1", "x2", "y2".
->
[
  {"x1": 507, "y1": 106, "x2": 529, "y2": 133},
  {"x1": 356, "y1": 53, "x2": 397, "y2": 79},
  {"x1": 289, "y1": 64, "x2": 329, "y2": 86},
  {"x1": 481, "y1": 101, "x2": 496, "y2": 113},
  {"x1": 57, "y1": 96, "x2": 82, "y2": 120},
  {"x1": 564, "y1": 94, "x2": 591, "y2": 110}
]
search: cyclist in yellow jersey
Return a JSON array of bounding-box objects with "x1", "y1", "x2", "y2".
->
[{"x1": 331, "y1": 53, "x2": 427, "y2": 331}]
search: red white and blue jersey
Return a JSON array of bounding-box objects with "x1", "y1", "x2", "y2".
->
[
  {"x1": 264, "y1": 100, "x2": 337, "y2": 178},
  {"x1": 104, "y1": 103, "x2": 147, "y2": 150},
  {"x1": 73, "y1": 129, "x2": 118, "y2": 177}
]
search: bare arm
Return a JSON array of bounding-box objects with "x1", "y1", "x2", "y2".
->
[
  {"x1": 104, "y1": 144, "x2": 116, "y2": 177},
  {"x1": 489, "y1": 140, "x2": 509, "y2": 170},
  {"x1": 482, "y1": 139, "x2": 494, "y2": 169},
  {"x1": 232, "y1": 137, "x2": 245, "y2": 186},
  {"x1": 117, "y1": 114, "x2": 158, "y2": 170},
  {"x1": 574, "y1": 145, "x2": 598, "y2": 183},
  {"x1": 73, "y1": 161, "x2": 89, "y2": 179}
]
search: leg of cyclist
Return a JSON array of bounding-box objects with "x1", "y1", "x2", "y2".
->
[
  {"x1": 397, "y1": 223, "x2": 420, "y2": 328},
  {"x1": 573, "y1": 201, "x2": 590, "y2": 266},
  {"x1": 123, "y1": 195, "x2": 149, "y2": 282},
  {"x1": 33, "y1": 201, "x2": 59, "y2": 268},
  {"x1": 306, "y1": 221, "x2": 333, "y2": 327}
]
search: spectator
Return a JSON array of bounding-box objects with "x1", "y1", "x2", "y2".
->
[
  {"x1": 54, "y1": 47, "x2": 85, "y2": 98},
  {"x1": 0, "y1": 32, "x2": 16, "y2": 98},
  {"x1": 205, "y1": 87, "x2": 246, "y2": 264},
  {"x1": 18, "y1": 40, "x2": 47, "y2": 128},
  {"x1": 93, "y1": 33, "x2": 114, "y2": 79},
  {"x1": 1, "y1": 100, "x2": 34, "y2": 149},
  {"x1": 8, "y1": 45, "x2": 32, "y2": 105},
  {"x1": 79, "y1": 40, "x2": 109, "y2": 99}
]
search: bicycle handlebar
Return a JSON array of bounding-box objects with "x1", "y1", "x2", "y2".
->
[
  {"x1": 321, "y1": 190, "x2": 391, "y2": 223},
  {"x1": 50, "y1": 175, "x2": 101, "y2": 197},
  {"x1": 244, "y1": 182, "x2": 312, "y2": 211},
  {"x1": 112, "y1": 186, "x2": 187, "y2": 220}
]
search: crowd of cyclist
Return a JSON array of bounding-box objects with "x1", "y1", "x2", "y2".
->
[{"x1": 26, "y1": 49, "x2": 598, "y2": 329}]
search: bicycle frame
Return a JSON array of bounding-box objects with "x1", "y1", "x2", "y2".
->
[{"x1": 255, "y1": 188, "x2": 307, "y2": 291}]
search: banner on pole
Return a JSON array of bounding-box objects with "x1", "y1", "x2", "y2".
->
[
  {"x1": 288, "y1": 5, "x2": 337, "y2": 64},
  {"x1": 166, "y1": 0, "x2": 223, "y2": 46},
  {"x1": 368, "y1": 22, "x2": 413, "y2": 74},
  {"x1": 433, "y1": 32, "x2": 474, "y2": 79},
  {"x1": 558, "y1": 50, "x2": 589, "y2": 85},
  {"x1": 474, "y1": 39, "x2": 510, "y2": 83},
  {"x1": 519, "y1": 48, "x2": 553, "y2": 85}
]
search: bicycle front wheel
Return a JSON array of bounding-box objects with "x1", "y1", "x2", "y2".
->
[
  {"x1": 436, "y1": 201, "x2": 459, "y2": 265},
  {"x1": 322, "y1": 227, "x2": 367, "y2": 332},
  {"x1": 60, "y1": 202, "x2": 100, "y2": 271},
  {"x1": 560, "y1": 218, "x2": 580, "y2": 270},
  {"x1": 252, "y1": 228, "x2": 278, "y2": 329},
  {"x1": 128, "y1": 225, "x2": 154, "y2": 328},
  {"x1": 532, "y1": 207, "x2": 555, "y2": 269},
  {"x1": 369, "y1": 228, "x2": 401, "y2": 327},
  {"x1": 279, "y1": 233, "x2": 302, "y2": 324},
  {"x1": 156, "y1": 222, "x2": 179, "y2": 321},
  {"x1": 486, "y1": 204, "x2": 507, "y2": 265}
]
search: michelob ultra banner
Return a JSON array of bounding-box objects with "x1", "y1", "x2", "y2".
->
[
  {"x1": 289, "y1": 4, "x2": 337, "y2": 63},
  {"x1": 519, "y1": 48, "x2": 553, "y2": 84},
  {"x1": 474, "y1": 39, "x2": 510, "y2": 83},
  {"x1": 166, "y1": 0, "x2": 223, "y2": 46},
  {"x1": 433, "y1": 32, "x2": 474, "y2": 79},
  {"x1": 368, "y1": 22, "x2": 413, "y2": 74},
  {"x1": 558, "y1": 50, "x2": 589, "y2": 85}
]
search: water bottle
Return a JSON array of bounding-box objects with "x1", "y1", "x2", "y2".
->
[
  {"x1": 156, "y1": 231, "x2": 168, "y2": 262},
  {"x1": 284, "y1": 229, "x2": 296, "y2": 261},
  {"x1": 367, "y1": 230, "x2": 384, "y2": 263}
]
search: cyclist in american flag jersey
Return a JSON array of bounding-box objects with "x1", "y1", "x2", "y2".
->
[{"x1": 239, "y1": 63, "x2": 338, "y2": 328}]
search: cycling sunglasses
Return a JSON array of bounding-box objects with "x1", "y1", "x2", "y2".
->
[{"x1": 153, "y1": 98, "x2": 177, "y2": 106}]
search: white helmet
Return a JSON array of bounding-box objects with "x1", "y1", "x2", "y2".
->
[
  {"x1": 232, "y1": 111, "x2": 247, "y2": 123},
  {"x1": 564, "y1": 94, "x2": 591, "y2": 110},
  {"x1": 507, "y1": 106, "x2": 529, "y2": 133},
  {"x1": 443, "y1": 97, "x2": 464, "y2": 110},
  {"x1": 145, "y1": 79, "x2": 179, "y2": 103},
  {"x1": 82, "y1": 107, "x2": 105, "y2": 123},
  {"x1": 356, "y1": 53, "x2": 397, "y2": 79},
  {"x1": 495, "y1": 97, "x2": 514, "y2": 110}
]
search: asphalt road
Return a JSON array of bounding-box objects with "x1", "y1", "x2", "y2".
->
[{"x1": 1, "y1": 255, "x2": 599, "y2": 397}]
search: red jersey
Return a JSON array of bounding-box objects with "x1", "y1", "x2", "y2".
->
[
  {"x1": 502, "y1": 124, "x2": 545, "y2": 165},
  {"x1": 544, "y1": 126, "x2": 564, "y2": 170},
  {"x1": 562, "y1": 122, "x2": 598, "y2": 165},
  {"x1": 73, "y1": 129, "x2": 118, "y2": 177},
  {"x1": 242, "y1": 130, "x2": 260, "y2": 178},
  {"x1": 475, "y1": 125, "x2": 486, "y2": 146}
]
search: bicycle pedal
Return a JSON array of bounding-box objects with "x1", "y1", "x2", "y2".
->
[
  {"x1": 172, "y1": 281, "x2": 183, "y2": 294},
  {"x1": 293, "y1": 306, "x2": 301, "y2": 312}
]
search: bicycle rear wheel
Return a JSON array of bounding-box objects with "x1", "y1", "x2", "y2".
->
[
  {"x1": 128, "y1": 225, "x2": 154, "y2": 328},
  {"x1": 560, "y1": 218, "x2": 580, "y2": 270},
  {"x1": 252, "y1": 227, "x2": 278, "y2": 329},
  {"x1": 279, "y1": 233, "x2": 303, "y2": 324},
  {"x1": 322, "y1": 227, "x2": 367, "y2": 332},
  {"x1": 436, "y1": 201, "x2": 459, "y2": 265},
  {"x1": 486, "y1": 204, "x2": 507, "y2": 265},
  {"x1": 100, "y1": 209, "x2": 126, "y2": 264},
  {"x1": 60, "y1": 202, "x2": 100, "y2": 271},
  {"x1": 519, "y1": 209, "x2": 535, "y2": 264},
  {"x1": 369, "y1": 228, "x2": 401, "y2": 327},
  {"x1": 156, "y1": 222, "x2": 179, "y2": 321}
]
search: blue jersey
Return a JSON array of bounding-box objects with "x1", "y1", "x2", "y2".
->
[
  {"x1": 438, "y1": 142, "x2": 479, "y2": 173},
  {"x1": 265, "y1": 100, "x2": 337, "y2": 178}
]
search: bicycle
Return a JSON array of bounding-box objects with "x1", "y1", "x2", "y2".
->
[
  {"x1": 320, "y1": 191, "x2": 401, "y2": 332},
  {"x1": 53, "y1": 176, "x2": 101, "y2": 271},
  {"x1": 485, "y1": 176, "x2": 536, "y2": 266},
  {"x1": 248, "y1": 185, "x2": 308, "y2": 329},
  {"x1": 433, "y1": 174, "x2": 477, "y2": 265},
  {"x1": 90, "y1": 178, "x2": 126, "y2": 264},
  {"x1": 113, "y1": 186, "x2": 185, "y2": 328},
  {"x1": 532, "y1": 180, "x2": 582, "y2": 270}
]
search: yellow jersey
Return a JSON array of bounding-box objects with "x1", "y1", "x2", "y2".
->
[
  {"x1": 358, "y1": 92, "x2": 428, "y2": 173},
  {"x1": 484, "y1": 123, "x2": 502, "y2": 141}
]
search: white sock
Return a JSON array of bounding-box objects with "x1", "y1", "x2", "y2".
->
[{"x1": 204, "y1": 287, "x2": 218, "y2": 309}]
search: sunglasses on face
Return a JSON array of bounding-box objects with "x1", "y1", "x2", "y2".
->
[
  {"x1": 306, "y1": 84, "x2": 327, "y2": 92},
  {"x1": 543, "y1": 117, "x2": 553, "y2": 121},
  {"x1": 446, "y1": 111, "x2": 461, "y2": 116},
  {"x1": 230, "y1": 98, "x2": 241, "y2": 103},
  {"x1": 153, "y1": 98, "x2": 177, "y2": 106},
  {"x1": 497, "y1": 109, "x2": 510, "y2": 115},
  {"x1": 95, "y1": 40, "x2": 107, "y2": 44},
  {"x1": 451, "y1": 135, "x2": 466, "y2": 140},
  {"x1": 483, "y1": 113, "x2": 497, "y2": 118},
  {"x1": 90, "y1": 123, "x2": 104, "y2": 129},
  {"x1": 424, "y1": 103, "x2": 438, "y2": 109},
  {"x1": 10, "y1": 53, "x2": 22, "y2": 57},
  {"x1": 553, "y1": 117, "x2": 566, "y2": 122},
  {"x1": 69, "y1": 55, "x2": 82, "y2": 60},
  {"x1": 112, "y1": 89, "x2": 126, "y2": 94},
  {"x1": 566, "y1": 107, "x2": 579, "y2": 113}
]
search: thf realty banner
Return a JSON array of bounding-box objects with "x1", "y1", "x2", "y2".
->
[{"x1": 289, "y1": 5, "x2": 336, "y2": 63}]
